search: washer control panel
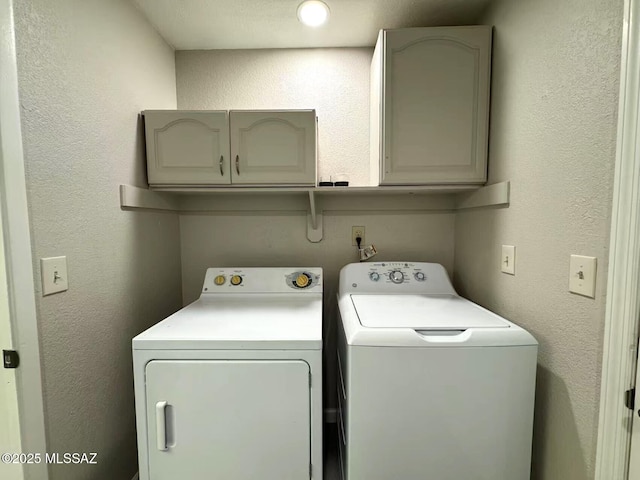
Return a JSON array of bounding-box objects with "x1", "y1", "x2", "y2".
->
[
  {"x1": 368, "y1": 263, "x2": 424, "y2": 286},
  {"x1": 339, "y1": 262, "x2": 455, "y2": 295},
  {"x1": 202, "y1": 267, "x2": 323, "y2": 294}
]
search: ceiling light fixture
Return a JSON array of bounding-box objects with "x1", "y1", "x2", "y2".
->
[{"x1": 297, "y1": 0, "x2": 330, "y2": 27}]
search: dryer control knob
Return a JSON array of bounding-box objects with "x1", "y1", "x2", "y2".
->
[
  {"x1": 389, "y1": 270, "x2": 404, "y2": 284},
  {"x1": 295, "y1": 274, "x2": 310, "y2": 288},
  {"x1": 214, "y1": 275, "x2": 226, "y2": 286},
  {"x1": 230, "y1": 275, "x2": 243, "y2": 286}
]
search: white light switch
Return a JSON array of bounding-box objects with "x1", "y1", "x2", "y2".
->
[
  {"x1": 41, "y1": 256, "x2": 68, "y2": 296},
  {"x1": 501, "y1": 245, "x2": 516, "y2": 275},
  {"x1": 569, "y1": 255, "x2": 597, "y2": 298}
]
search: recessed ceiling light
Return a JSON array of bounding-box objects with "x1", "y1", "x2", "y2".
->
[{"x1": 297, "y1": 0, "x2": 330, "y2": 28}]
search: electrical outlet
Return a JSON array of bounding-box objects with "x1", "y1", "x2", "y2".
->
[{"x1": 352, "y1": 226, "x2": 365, "y2": 246}]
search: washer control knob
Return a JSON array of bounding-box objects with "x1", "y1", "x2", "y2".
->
[
  {"x1": 294, "y1": 274, "x2": 310, "y2": 288},
  {"x1": 369, "y1": 272, "x2": 380, "y2": 282},
  {"x1": 414, "y1": 272, "x2": 426, "y2": 281},
  {"x1": 230, "y1": 275, "x2": 243, "y2": 286},
  {"x1": 214, "y1": 275, "x2": 226, "y2": 286},
  {"x1": 389, "y1": 270, "x2": 404, "y2": 284}
]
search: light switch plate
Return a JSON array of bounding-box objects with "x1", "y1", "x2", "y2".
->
[
  {"x1": 41, "y1": 256, "x2": 68, "y2": 296},
  {"x1": 569, "y1": 255, "x2": 597, "y2": 298},
  {"x1": 501, "y1": 245, "x2": 516, "y2": 275}
]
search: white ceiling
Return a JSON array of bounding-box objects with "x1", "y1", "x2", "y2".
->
[{"x1": 131, "y1": 0, "x2": 491, "y2": 50}]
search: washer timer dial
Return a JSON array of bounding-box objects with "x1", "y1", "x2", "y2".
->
[{"x1": 389, "y1": 270, "x2": 404, "y2": 284}]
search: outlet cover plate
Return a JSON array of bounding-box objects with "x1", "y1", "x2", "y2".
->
[
  {"x1": 352, "y1": 226, "x2": 365, "y2": 246},
  {"x1": 501, "y1": 245, "x2": 516, "y2": 275},
  {"x1": 569, "y1": 255, "x2": 597, "y2": 298},
  {"x1": 41, "y1": 256, "x2": 68, "y2": 296}
]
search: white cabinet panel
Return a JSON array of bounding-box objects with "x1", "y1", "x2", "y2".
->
[
  {"x1": 230, "y1": 111, "x2": 316, "y2": 186},
  {"x1": 145, "y1": 360, "x2": 310, "y2": 480},
  {"x1": 144, "y1": 110, "x2": 230, "y2": 186},
  {"x1": 372, "y1": 27, "x2": 492, "y2": 185}
]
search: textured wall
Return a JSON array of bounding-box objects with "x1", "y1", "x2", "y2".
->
[
  {"x1": 454, "y1": 0, "x2": 622, "y2": 478},
  {"x1": 13, "y1": 0, "x2": 181, "y2": 478},
  {"x1": 180, "y1": 211, "x2": 456, "y2": 303},
  {"x1": 176, "y1": 48, "x2": 372, "y2": 186}
]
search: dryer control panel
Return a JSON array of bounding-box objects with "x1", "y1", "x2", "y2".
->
[
  {"x1": 202, "y1": 267, "x2": 323, "y2": 294},
  {"x1": 339, "y1": 262, "x2": 455, "y2": 295}
]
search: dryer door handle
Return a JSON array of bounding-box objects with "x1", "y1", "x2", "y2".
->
[{"x1": 156, "y1": 401, "x2": 168, "y2": 451}]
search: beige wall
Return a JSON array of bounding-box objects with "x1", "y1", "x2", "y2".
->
[
  {"x1": 13, "y1": 0, "x2": 181, "y2": 478},
  {"x1": 180, "y1": 210, "x2": 456, "y2": 302},
  {"x1": 454, "y1": 0, "x2": 622, "y2": 478},
  {"x1": 176, "y1": 48, "x2": 372, "y2": 186}
]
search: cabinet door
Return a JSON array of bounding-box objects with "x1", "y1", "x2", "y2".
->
[
  {"x1": 145, "y1": 360, "x2": 311, "y2": 480},
  {"x1": 230, "y1": 111, "x2": 316, "y2": 186},
  {"x1": 144, "y1": 111, "x2": 231, "y2": 186},
  {"x1": 380, "y1": 27, "x2": 491, "y2": 185}
]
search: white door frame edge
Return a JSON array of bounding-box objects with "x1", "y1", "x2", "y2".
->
[
  {"x1": 595, "y1": 0, "x2": 640, "y2": 477},
  {"x1": 0, "y1": 1, "x2": 48, "y2": 479}
]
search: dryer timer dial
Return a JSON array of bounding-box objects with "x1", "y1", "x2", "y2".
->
[{"x1": 294, "y1": 274, "x2": 310, "y2": 288}]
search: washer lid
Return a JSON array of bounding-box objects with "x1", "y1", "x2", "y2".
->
[{"x1": 350, "y1": 294, "x2": 510, "y2": 329}]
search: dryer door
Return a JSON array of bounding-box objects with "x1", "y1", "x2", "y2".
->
[{"x1": 145, "y1": 360, "x2": 311, "y2": 479}]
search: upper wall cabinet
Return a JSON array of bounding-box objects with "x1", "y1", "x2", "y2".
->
[
  {"x1": 144, "y1": 110, "x2": 317, "y2": 187},
  {"x1": 230, "y1": 110, "x2": 316, "y2": 186},
  {"x1": 370, "y1": 26, "x2": 492, "y2": 185}
]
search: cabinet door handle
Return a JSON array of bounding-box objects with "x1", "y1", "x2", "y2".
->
[
  {"x1": 219, "y1": 155, "x2": 224, "y2": 176},
  {"x1": 235, "y1": 155, "x2": 240, "y2": 175},
  {"x1": 156, "y1": 401, "x2": 168, "y2": 451}
]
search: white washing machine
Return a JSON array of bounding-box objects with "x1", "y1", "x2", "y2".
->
[
  {"x1": 336, "y1": 262, "x2": 537, "y2": 480},
  {"x1": 133, "y1": 267, "x2": 323, "y2": 480}
]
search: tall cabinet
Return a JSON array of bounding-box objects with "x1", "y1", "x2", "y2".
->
[{"x1": 371, "y1": 26, "x2": 492, "y2": 185}]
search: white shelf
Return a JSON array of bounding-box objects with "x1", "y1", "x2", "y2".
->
[
  {"x1": 149, "y1": 184, "x2": 481, "y2": 195},
  {"x1": 120, "y1": 182, "x2": 510, "y2": 242}
]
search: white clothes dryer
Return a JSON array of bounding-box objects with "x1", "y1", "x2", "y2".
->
[
  {"x1": 133, "y1": 267, "x2": 323, "y2": 480},
  {"x1": 336, "y1": 262, "x2": 537, "y2": 480}
]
